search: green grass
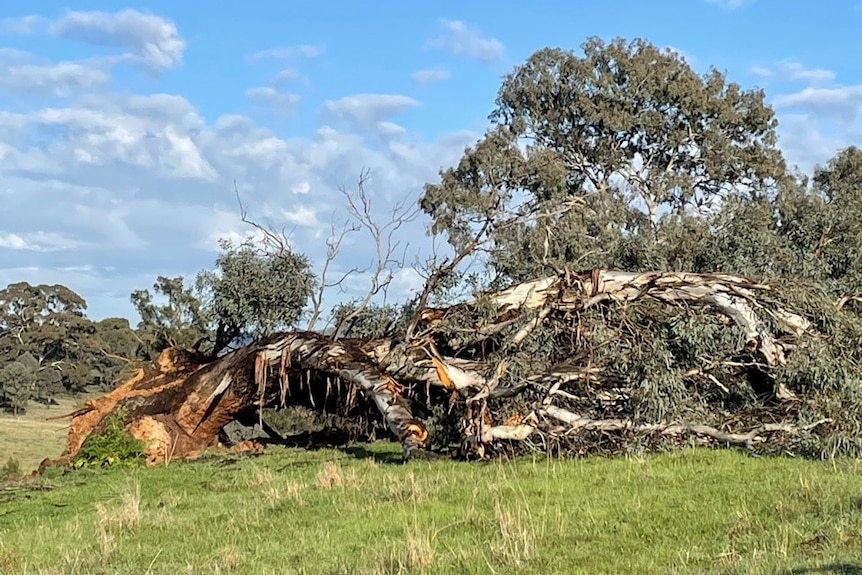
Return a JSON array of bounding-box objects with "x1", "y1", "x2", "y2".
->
[
  {"x1": 0, "y1": 395, "x2": 87, "y2": 474},
  {"x1": 2, "y1": 444, "x2": 862, "y2": 574}
]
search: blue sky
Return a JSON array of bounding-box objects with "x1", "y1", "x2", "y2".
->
[{"x1": 0, "y1": 0, "x2": 860, "y2": 321}]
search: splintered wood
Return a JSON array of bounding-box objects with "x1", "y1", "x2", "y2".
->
[{"x1": 44, "y1": 269, "x2": 823, "y2": 467}]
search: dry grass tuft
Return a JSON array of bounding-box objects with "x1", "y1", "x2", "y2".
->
[
  {"x1": 493, "y1": 502, "x2": 533, "y2": 566},
  {"x1": 404, "y1": 529, "x2": 436, "y2": 569},
  {"x1": 94, "y1": 483, "x2": 142, "y2": 558},
  {"x1": 317, "y1": 461, "x2": 344, "y2": 489},
  {"x1": 246, "y1": 466, "x2": 276, "y2": 488},
  {"x1": 0, "y1": 546, "x2": 24, "y2": 573}
]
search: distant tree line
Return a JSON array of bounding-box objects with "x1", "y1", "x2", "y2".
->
[{"x1": 0, "y1": 237, "x2": 322, "y2": 414}]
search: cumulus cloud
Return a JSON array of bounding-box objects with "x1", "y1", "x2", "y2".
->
[
  {"x1": 281, "y1": 205, "x2": 321, "y2": 228},
  {"x1": 0, "y1": 61, "x2": 109, "y2": 96},
  {"x1": 0, "y1": 85, "x2": 476, "y2": 319},
  {"x1": 411, "y1": 67, "x2": 451, "y2": 84},
  {"x1": 0, "y1": 15, "x2": 46, "y2": 34},
  {"x1": 705, "y1": 0, "x2": 754, "y2": 9},
  {"x1": 48, "y1": 9, "x2": 185, "y2": 71},
  {"x1": 0, "y1": 231, "x2": 80, "y2": 251},
  {"x1": 324, "y1": 93, "x2": 419, "y2": 132},
  {"x1": 376, "y1": 121, "x2": 407, "y2": 139},
  {"x1": 246, "y1": 87, "x2": 301, "y2": 111},
  {"x1": 776, "y1": 113, "x2": 850, "y2": 174},
  {"x1": 271, "y1": 68, "x2": 307, "y2": 86},
  {"x1": 196, "y1": 209, "x2": 273, "y2": 252},
  {"x1": 427, "y1": 19, "x2": 504, "y2": 63},
  {"x1": 247, "y1": 44, "x2": 326, "y2": 63},
  {"x1": 751, "y1": 60, "x2": 835, "y2": 83},
  {"x1": 772, "y1": 85, "x2": 862, "y2": 122},
  {"x1": 9, "y1": 93, "x2": 217, "y2": 181},
  {"x1": 390, "y1": 267, "x2": 424, "y2": 296}
]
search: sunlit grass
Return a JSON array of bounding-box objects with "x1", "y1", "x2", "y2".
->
[
  {"x1": 0, "y1": 395, "x2": 87, "y2": 473},
  {"x1": 2, "y1": 443, "x2": 862, "y2": 574}
]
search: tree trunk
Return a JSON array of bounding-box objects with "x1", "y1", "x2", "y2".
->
[{"x1": 42, "y1": 269, "x2": 836, "y2": 467}]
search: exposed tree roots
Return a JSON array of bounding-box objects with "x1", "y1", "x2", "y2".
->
[{"x1": 41, "y1": 269, "x2": 853, "y2": 467}]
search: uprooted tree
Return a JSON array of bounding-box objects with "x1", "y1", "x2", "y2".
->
[{"x1": 43, "y1": 37, "x2": 862, "y2": 467}]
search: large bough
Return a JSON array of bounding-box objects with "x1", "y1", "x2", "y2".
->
[{"x1": 42, "y1": 269, "x2": 839, "y2": 468}]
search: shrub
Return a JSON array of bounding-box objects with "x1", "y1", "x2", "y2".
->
[
  {"x1": 74, "y1": 410, "x2": 145, "y2": 469},
  {"x1": 0, "y1": 457, "x2": 21, "y2": 481}
]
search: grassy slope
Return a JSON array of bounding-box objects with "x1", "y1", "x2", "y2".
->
[
  {"x1": 0, "y1": 395, "x2": 85, "y2": 473},
  {"x1": 1, "y1": 443, "x2": 862, "y2": 575}
]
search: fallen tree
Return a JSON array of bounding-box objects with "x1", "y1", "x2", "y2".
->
[{"x1": 41, "y1": 268, "x2": 862, "y2": 467}]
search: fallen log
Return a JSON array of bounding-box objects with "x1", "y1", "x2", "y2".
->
[{"x1": 42, "y1": 269, "x2": 862, "y2": 467}]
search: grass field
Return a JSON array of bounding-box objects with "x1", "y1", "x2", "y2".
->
[
  {"x1": 0, "y1": 395, "x2": 86, "y2": 473},
  {"x1": 2, "y1": 440, "x2": 862, "y2": 575}
]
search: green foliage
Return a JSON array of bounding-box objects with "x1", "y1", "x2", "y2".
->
[
  {"x1": 329, "y1": 300, "x2": 413, "y2": 339},
  {"x1": 131, "y1": 275, "x2": 210, "y2": 356},
  {"x1": 0, "y1": 361, "x2": 32, "y2": 414},
  {"x1": 421, "y1": 37, "x2": 786, "y2": 285},
  {"x1": 73, "y1": 411, "x2": 145, "y2": 469},
  {"x1": 0, "y1": 283, "x2": 140, "y2": 404},
  {"x1": 0, "y1": 457, "x2": 21, "y2": 481},
  {"x1": 415, "y1": 38, "x2": 862, "y2": 458},
  {"x1": 196, "y1": 239, "x2": 315, "y2": 352}
]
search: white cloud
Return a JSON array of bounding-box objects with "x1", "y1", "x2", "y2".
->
[
  {"x1": 0, "y1": 50, "x2": 477, "y2": 323},
  {"x1": 390, "y1": 267, "x2": 424, "y2": 296},
  {"x1": 705, "y1": 0, "x2": 754, "y2": 9},
  {"x1": 281, "y1": 205, "x2": 321, "y2": 228},
  {"x1": 271, "y1": 68, "x2": 308, "y2": 86},
  {"x1": 427, "y1": 20, "x2": 504, "y2": 63},
  {"x1": 751, "y1": 60, "x2": 835, "y2": 83},
  {"x1": 776, "y1": 113, "x2": 850, "y2": 174},
  {"x1": 196, "y1": 209, "x2": 270, "y2": 252},
  {"x1": 0, "y1": 48, "x2": 35, "y2": 62},
  {"x1": 411, "y1": 67, "x2": 451, "y2": 84},
  {"x1": 20, "y1": 93, "x2": 217, "y2": 180},
  {"x1": 0, "y1": 15, "x2": 46, "y2": 34},
  {"x1": 247, "y1": 44, "x2": 325, "y2": 63},
  {"x1": 377, "y1": 121, "x2": 406, "y2": 139},
  {"x1": 48, "y1": 9, "x2": 185, "y2": 71},
  {"x1": 246, "y1": 87, "x2": 301, "y2": 111},
  {"x1": 0, "y1": 61, "x2": 109, "y2": 96},
  {"x1": 291, "y1": 181, "x2": 311, "y2": 195},
  {"x1": 773, "y1": 86, "x2": 862, "y2": 122},
  {"x1": 0, "y1": 231, "x2": 81, "y2": 251},
  {"x1": 0, "y1": 233, "x2": 29, "y2": 250},
  {"x1": 324, "y1": 93, "x2": 419, "y2": 132}
]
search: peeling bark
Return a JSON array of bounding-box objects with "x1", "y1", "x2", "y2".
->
[{"x1": 42, "y1": 269, "x2": 825, "y2": 467}]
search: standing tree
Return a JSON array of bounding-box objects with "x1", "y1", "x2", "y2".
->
[
  {"x1": 196, "y1": 239, "x2": 315, "y2": 355},
  {"x1": 0, "y1": 282, "x2": 131, "y2": 398},
  {"x1": 0, "y1": 361, "x2": 32, "y2": 414},
  {"x1": 420, "y1": 37, "x2": 787, "y2": 285},
  {"x1": 806, "y1": 146, "x2": 862, "y2": 296},
  {"x1": 130, "y1": 276, "x2": 211, "y2": 356}
]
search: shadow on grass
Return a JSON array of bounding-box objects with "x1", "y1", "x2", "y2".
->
[
  {"x1": 259, "y1": 429, "x2": 449, "y2": 465},
  {"x1": 778, "y1": 564, "x2": 862, "y2": 575}
]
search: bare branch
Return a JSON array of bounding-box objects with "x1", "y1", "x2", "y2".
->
[
  {"x1": 234, "y1": 181, "x2": 297, "y2": 256},
  {"x1": 306, "y1": 217, "x2": 360, "y2": 332},
  {"x1": 330, "y1": 169, "x2": 419, "y2": 339},
  {"x1": 405, "y1": 195, "x2": 586, "y2": 341}
]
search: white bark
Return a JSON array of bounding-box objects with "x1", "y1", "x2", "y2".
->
[{"x1": 539, "y1": 405, "x2": 804, "y2": 449}]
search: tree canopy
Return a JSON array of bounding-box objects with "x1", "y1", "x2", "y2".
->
[
  {"x1": 0, "y1": 282, "x2": 141, "y2": 412},
  {"x1": 196, "y1": 238, "x2": 316, "y2": 354},
  {"x1": 420, "y1": 37, "x2": 788, "y2": 286}
]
